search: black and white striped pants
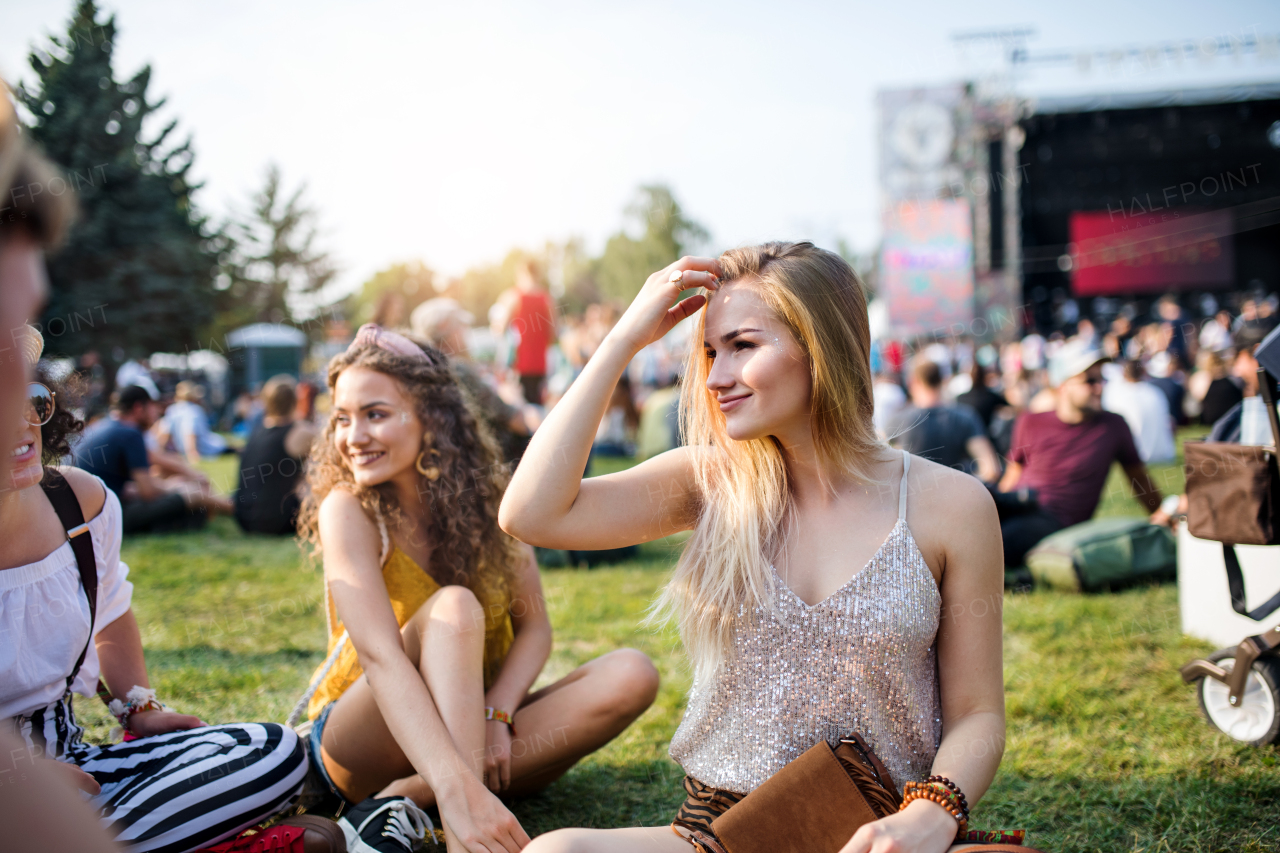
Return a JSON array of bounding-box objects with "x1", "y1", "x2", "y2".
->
[{"x1": 12, "y1": 695, "x2": 308, "y2": 853}]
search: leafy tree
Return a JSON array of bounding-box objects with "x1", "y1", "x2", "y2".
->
[
  {"x1": 838, "y1": 237, "x2": 877, "y2": 296},
  {"x1": 595, "y1": 184, "x2": 709, "y2": 303},
  {"x1": 554, "y1": 237, "x2": 603, "y2": 315},
  {"x1": 17, "y1": 0, "x2": 218, "y2": 362},
  {"x1": 452, "y1": 248, "x2": 542, "y2": 324},
  {"x1": 441, "y1": 189, "x2": 709, "y2": 324},
  {"x1": 213, "y1": 163, "x2": 337, "y2": 338},
  {"x1": 348, "y1": 260, "x2": 435, "y2": 327},
  {"x1": 450, "y1": 241, "x2": 602, "y2": 320}
]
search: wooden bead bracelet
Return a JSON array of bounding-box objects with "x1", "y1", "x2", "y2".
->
[
  {"x1": 926, "y1": 774, "x2": 970, "y2": 817},
  {"x1": 900, "y1": 780, "x2": 969, "y2": 835}
]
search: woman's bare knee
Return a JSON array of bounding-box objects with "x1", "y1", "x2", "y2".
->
[
  {"x1": 412, "y1": 584, "x2": 485, "y2": 639},
  {"x1": 526, "y1": 827, "x2": 679, "y2": 853},
  {"x1": 523, "y1": 828, "x2": 590, "y2": 853},
  {"x1": 595, "y1": 648, "x2": 659, "y2": 719}
]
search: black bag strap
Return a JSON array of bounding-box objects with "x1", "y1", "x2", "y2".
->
[
  {"x1": 40, "y1": 467, "x2": 98, "y2": 692},
  {"x1": 1223, "y1": 542, "x2": 1280, "y2": 622}
]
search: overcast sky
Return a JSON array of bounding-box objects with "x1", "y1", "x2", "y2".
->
[{"x1": 3, "y1": 0, "x2": 1278, "y2": 295}]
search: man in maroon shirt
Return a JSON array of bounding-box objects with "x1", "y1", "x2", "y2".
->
[{"x1": 996, "y1": 342, "x2": 1166, "y2": 566}]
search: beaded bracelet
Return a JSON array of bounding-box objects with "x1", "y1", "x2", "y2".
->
[
  {"x1": 904, "y1": 777, "x2": 971, "y2": 818},
  {"x1": 106, "y1": 685, "x2": 168, "y2": 733},
  {"x1": 900, "y1": 781, "x2": 968, "y2": 836},
  {"x1": 926, "y1": 774, "x2": 970, "y2": 818},
  {"x1": 902, "y1": 781, "x2": 967, "y2": 816},
  {"x1": 484, "y1": 706, "x2": 514, "y2": 732}
]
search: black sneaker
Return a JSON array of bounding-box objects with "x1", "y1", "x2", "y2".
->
[{"x1": 338, "y1": 796, "x2": 435, "y2": 851}]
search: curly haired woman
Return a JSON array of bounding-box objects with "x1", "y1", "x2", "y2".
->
[{"x1": 296, "y1": 324, "x2": 659, "y2": 853}]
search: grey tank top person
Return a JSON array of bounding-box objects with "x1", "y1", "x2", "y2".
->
[{"x1": 668, "y1": 450, "x2": 942, "y2": 792}]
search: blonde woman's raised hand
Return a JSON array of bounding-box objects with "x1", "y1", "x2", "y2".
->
[{"x1": 610, "y1": 256, "x2": 722, "y2": 353}]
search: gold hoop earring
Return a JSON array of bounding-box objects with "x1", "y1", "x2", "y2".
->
[
  {"x1": 416, "y1": 430, "x2": 441, "y2": 480},
  {"x1": 415, "y1": 453, "x2": 440, "y2": 480}
]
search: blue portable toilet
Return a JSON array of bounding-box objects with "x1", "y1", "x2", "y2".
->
[{"x1": 226, "y1": 323, "x2": 308, "y2": 398}]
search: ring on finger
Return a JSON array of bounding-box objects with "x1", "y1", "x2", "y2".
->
[{"x1": 670, "y1": 270, "x2": 684, "y2": 284}]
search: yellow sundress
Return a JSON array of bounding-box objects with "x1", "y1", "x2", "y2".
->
[{"x1": 306, "y1": 545, "x2": 513, "y2": 720}]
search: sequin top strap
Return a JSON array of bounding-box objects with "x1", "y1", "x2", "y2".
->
[{"x1": 898, "y1": 450, "x2": 911, "y2": 521}]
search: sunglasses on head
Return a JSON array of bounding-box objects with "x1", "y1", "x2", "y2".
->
[{"x1": 25, "y1": 382, "x2": 56, "y2": 427}]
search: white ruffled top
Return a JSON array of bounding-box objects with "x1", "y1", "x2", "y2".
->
[{"x1": 0, "y1": 475, "x2": 134, "y2": 720}]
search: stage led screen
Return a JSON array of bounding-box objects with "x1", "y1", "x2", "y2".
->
[
  {"x1": 1069, "y1": 209, "x2": 1234, "y2": 296},
  {"x1": 880, "y1": 199, "x2": 974, "y2": 337}
]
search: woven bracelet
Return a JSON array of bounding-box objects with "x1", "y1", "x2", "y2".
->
[{"x1": 484, "y1": 706, "x2": 515, "y2": 731}]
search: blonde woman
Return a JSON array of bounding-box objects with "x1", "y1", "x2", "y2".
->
[
  {"x1": 297, "y1": 325, "x2": 658, "y2": 853},
  {"x1": 501, "y1": 244, "x2": 1005, "y2": 853}
]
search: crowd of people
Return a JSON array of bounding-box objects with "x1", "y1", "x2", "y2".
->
[
  {"x1": 2, "y1": 88, "x2": 1276, "y2": 853},
  {"x1": 875, "y1": 297, "x2": 1273, "y2": 570}
]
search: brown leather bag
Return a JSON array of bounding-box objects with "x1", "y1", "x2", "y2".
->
[
  {"x1": 691, "y1": 735, "x2": 1047, "y2": 853},
  {"x1": 1184, "y1": 440, "x2": 1280, "y2": 622},
  {"x1": 1184, "y1": 441, "x2": 1279, "y2": 546},
  {"x1": 707, "y1": 736, "x2": 899, "y2": 853}
]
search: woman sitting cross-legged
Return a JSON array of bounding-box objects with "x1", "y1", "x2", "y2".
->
[
  {"x1": 295, "y1": 325, "x2": 659, "y2": 853},
  {"x1": 501, "y1": 244, "x2": 1006, "y2": 853},
  {"x1": 0, "y1": 332, "x2": 309, "y2": 853}
]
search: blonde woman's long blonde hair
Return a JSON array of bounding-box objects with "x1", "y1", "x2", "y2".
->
[{"x1": 654, "y1": 242, "x2": 887, "y2": 680}]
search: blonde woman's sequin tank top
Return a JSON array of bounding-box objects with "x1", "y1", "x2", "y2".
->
[{"x1": 668, "y1": 450, "x2": 943, "y2": 793}]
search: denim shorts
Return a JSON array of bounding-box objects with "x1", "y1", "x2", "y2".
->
[{"x1": 305, "y1": 702, "x2": 353, "y2": 816}]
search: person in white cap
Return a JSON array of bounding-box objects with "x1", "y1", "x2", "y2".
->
[{"x1": 995, "y1": 339, "x2": 1167, "y2": 567}]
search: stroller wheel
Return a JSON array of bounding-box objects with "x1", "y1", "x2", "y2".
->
[{"x1": 1197, "y1": 647, "x2": 1280, "y2": 746}]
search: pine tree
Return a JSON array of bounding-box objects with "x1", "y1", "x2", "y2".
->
[
  {"x1": 17, "y1": 0, "x2": 217, "y2": 363},
  {"x1": 212, "y1": 163, "x2": 337, "y2": 341}
]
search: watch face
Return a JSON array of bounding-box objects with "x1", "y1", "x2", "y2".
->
[{"x1": 890, "y1": 102, "x2": 954, "y2": 169}]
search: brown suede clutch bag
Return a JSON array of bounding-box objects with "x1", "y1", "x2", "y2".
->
[
  {"x1": 694, "y1": 734, "x2": 1047, "y2": 853},
  {"x1": 708, "y1": 735, "x2": 901, "y2": 853}
]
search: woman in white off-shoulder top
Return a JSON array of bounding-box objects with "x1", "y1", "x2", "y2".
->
[{"x1": 1, "y1": 365, "x2": 308, "y2": 853}]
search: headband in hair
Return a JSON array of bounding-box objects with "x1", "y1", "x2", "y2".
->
[{"x1": 349, "y1": 323, "x2": 429, "y2": 362}]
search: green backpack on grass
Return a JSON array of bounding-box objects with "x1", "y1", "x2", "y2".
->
[{"x1": 1025, "y1": 517, "x2": 1177, "y2": 593}]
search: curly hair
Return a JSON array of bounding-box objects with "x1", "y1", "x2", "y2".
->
[
  {"x1": 298, "y1": 341, "x2": 520, "y2": 593},
  {"x1": 36, "y1": 366, "x2": 85, "y2": 464}
]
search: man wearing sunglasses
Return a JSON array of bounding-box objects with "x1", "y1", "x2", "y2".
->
[{"x1": 996, "y1": 340, "x2": 1167, "y2": 568}]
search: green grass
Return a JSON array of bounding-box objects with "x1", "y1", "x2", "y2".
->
[{"x1": 70, "y1": 431, "x2": 1280, "y2": 852}]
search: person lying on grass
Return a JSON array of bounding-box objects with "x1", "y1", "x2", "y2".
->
[
  {"x1": 296, "y1": 324, "x2": 659, "y2": 853},
  {"x1": 500, "y1": 244, "x2": 1006, "y2": 853},
  {"x1": 0, "y1": 329, "x2": 310, "y2": 853}
]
